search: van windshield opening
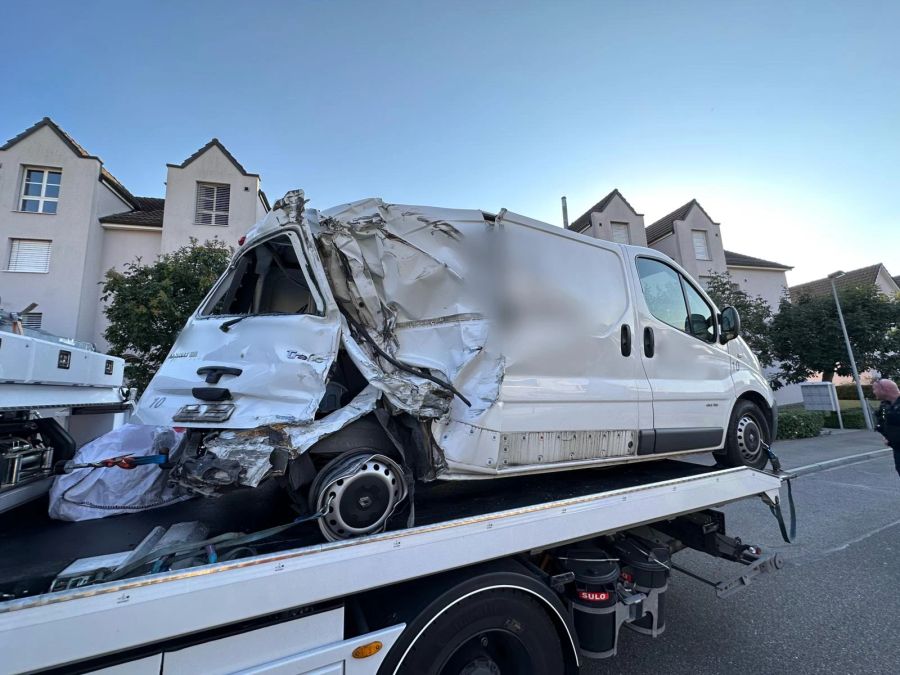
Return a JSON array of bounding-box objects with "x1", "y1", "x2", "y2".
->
[{"x1": 203, "y1": 234, "x2": 321, "y2": 317}]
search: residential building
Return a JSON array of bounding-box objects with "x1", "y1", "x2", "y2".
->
[
  {"x1": 789, "y1": 263, "x2": 900, "y2": 300},
  {"x1": 570, "y1": 190, "x2": 793, "y2": 310},
  {"x1": 0, "y1": 118, "x2": 268, "y2": 350}
]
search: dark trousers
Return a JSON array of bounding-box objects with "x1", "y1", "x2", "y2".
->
[{"x1": 894, "y1": 446, "x2": 900, "y2": 479}]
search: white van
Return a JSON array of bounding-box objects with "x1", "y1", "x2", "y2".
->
[{"x1": 136, "y1": 190, "x2": 775, "y2": 540}]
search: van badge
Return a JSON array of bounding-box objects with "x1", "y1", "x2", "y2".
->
[{"x1": 286, "y1": 350, "x2": 308, "y2": 361}]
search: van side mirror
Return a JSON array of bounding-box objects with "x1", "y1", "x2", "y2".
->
[{"x1": 719, "y1": 306, "x2": 741, "y2": 344}]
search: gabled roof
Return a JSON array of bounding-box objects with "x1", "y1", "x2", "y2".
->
[
  {"x1": 167, "y1": 138, "x2": 259, "y2": 177},
  {"x1": 568, "y1": 189, "x2": 640, "y2": 232},
  {"x1": 99, "y1": 197, "x2": 165, "y2": 227},
  {"x1": 1, "y1": 117, "x2": 136, "y2": 208},
  {"x1": 645, "y1": 199, "x2": 711, "y2": 243},
  {"x1": 788, "y1": 263, "x2": 890, "y2": 299},
  {"x1": 724, "y1": 250, "x2": 792, "y2": 270},
  {"x1": 893, "y1": 275, "x2": 900, "y2": 287}
]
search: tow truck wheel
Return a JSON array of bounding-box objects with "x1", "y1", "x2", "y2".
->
[
  {"x1": 722, "y1": 400, "x2": 770, "y2": 470},
  {"x1": 309, "y1": 451, "x2": 407, "y2": 542},
  {"x1": 391, "y1": 589, "x2": 565, "y2": 675}
]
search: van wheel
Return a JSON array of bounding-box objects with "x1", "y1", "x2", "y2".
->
[
  {"x1": 390, "y1": 589, "x2": 565, "y2": 675},
  {"x1": 309, "y1": 451, "x2": 407, "y2": 541},
  {"x1": 722, "y1": 400, "x2": 770, "y2": 470}
]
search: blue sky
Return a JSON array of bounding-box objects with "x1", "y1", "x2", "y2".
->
[{"x1": 1, "y1": 0, "x2": 898, "y2": 285}]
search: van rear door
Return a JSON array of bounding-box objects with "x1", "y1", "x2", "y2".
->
[
  {"x1": 629, "y1": 254, "x2": 733, "y2": 453},
  {"x1": 135, "y1": 230, "x2": 341, "y2": 429}
]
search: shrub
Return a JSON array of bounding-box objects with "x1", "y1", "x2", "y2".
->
[
  {"x1": 823, "y1": 407, "x2": 873, "y2": 430},
  {"x1": 776, "y1": 410, "x2": 824, "y2": 440},
  {"x1": 834, "y1": 384, "x2": 873, "y2": 400}
]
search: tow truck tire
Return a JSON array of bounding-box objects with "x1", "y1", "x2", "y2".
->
[
  {"x1": 722, "y1": 400, "x2": 770, "y2": 470},
  {"x1": 390, "y1": 588, "x2": 565, "y2": 675}
]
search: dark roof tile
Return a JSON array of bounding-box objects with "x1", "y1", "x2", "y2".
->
[
  {"x1": 724, "y1": 250, "x2": 792, "y2": 270},
  {"x1": 99, "y1": 196, "x2": 165, "y2": 227},
  {"x1": 788, "y1": 264, "x2": 886, "y2": 299},
  {"x1": 645, "y1": 200, "x2": 695, "y2": 243},
  {"x1": 168, "y1": 138, "x2": 259, "y2": 177},
  {"x1": 568, "y1": 189, "x2": 640, "y2": 232}
]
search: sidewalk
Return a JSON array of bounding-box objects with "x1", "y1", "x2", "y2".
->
[{"x1": 771, "y1": 429, "x2": 888, "y2": 470}]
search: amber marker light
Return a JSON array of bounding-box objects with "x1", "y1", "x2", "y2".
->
[{"x1": 352, "y1": 641, "x2": 383, "y2": 659}]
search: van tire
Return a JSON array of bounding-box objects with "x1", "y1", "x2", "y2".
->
[{"x1": 722, "y1": 400, "x2": 770, "y2": 470}]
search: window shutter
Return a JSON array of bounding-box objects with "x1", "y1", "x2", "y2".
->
[
  {"x1": 611, "y1": 223, "x2": 630, "y2": 244},
  {"x1": 8, "y1": 239, "x2": 52, "y2": 272},
  {"x1": 196, "y1": 183, "x2": 230, "y2": 225},
  {"x1": 692, "y1": 231, "x2": 710, "y2": 260}
]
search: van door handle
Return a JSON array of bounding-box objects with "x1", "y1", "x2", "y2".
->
[
  {"x1": 643, "y1": 327, "x2": 655, "y2": 358},
  {"x1": 621, "y1": 324, "x2": 632, "y2": 357},
  {"x1": 197, "y1": 366, "x2": 243, "y2": 384}
]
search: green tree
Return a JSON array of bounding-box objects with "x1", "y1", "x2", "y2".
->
[
  {"x1": 770, "y1": 285, "x2": 899, "y2": 386},
  {"x1": 102, "y1": 239, "x2": 231, "y2": 393},
  {"x1": 703, "y1": 272, "x2": 776, "y2": 368}
]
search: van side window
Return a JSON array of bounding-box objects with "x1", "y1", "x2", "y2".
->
[
  {"x1": 682, "y1": 280, "x2": 716, "y2": 343},
  {"x1": 635, "y1": 258, "x2": 688, "y2": 331},
  {"x1": 636, "y1": 258, "x2": 716, "y2": 343}
]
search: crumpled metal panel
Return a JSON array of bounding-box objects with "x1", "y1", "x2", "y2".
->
[{"x1": 205, "y1": 385, "x2": 381, "y2": 487}]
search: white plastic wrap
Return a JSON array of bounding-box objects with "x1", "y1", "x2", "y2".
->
[{"x1": 48, "y1": 424, "x2": 187, "y2": 522}]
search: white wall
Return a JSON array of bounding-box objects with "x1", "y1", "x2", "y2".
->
[
  {"x1": 585, "y1": 194, "x2": 647, "y2": 246},
  {"x1": 160, "y1": 145, "x2": 260, "y2": 254},
  {"x1": 667, "y1": 206, "x2": 728, "y2": 283},
  {"x1": 0, "y1": 125, "x2": 128, "y2": 340},
  {"x1": 727, "y1": 266, "x2": 790, "y2": 312}
]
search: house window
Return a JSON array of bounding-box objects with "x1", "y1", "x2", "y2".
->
[
  {"x1": 692, "y1": 230, "x2": 710, "y2": 260},
  {"x1": 195, "y1": 182, "x2": 230, "y2": 226},
  {"x1": 20, "y1": 168, "x2": 61, "y2": 214},
  {"x1": 611, "y1": 222, "x2": 630, "y2": 244},
  {"x1": 20, "y1": 312, "x2": 42, "y2": 330},
  {"x1": 7, "y1": 239, "x2": 52, "y2": 273}
]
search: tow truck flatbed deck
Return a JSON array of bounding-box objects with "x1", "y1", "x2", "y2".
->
[
  {"x1": 0, "y1": 460, "x2": 782, "y2": 673},
  {"x1": 0, "y1": 458, "x2": 726, "y2": 594}
]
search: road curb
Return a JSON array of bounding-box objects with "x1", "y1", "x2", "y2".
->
[{"x1": 788, "y1": 448, "x2": 892, "y2": 478}]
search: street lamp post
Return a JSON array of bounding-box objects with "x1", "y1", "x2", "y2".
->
[{"x1": 828, "y1": 271, "x2": 874, "y2": 431}]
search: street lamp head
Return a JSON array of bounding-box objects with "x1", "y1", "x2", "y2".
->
[{"x1": 828, "y1": 271, "x2": 846, "y2": 279}]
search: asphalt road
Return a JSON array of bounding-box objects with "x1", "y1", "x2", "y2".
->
[{"x1": 585, "y1": 431, "x2": 900, "y2": 675}]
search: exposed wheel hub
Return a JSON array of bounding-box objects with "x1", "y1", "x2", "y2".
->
[
  {"x1": 736, "y1": 415, "x2": 762, "y2": 462},
  {"x1": 314, "y1": 453, "x2": 407, "y2": 541}
]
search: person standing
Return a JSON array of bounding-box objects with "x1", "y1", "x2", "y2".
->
[{"x1": 873, "y1": 379, "x2": 900, "y2": 479}]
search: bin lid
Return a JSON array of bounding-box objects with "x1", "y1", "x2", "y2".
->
[
  {"x1": 613, "y1": 539, "x2": 670, "y2": 572},
  {"x1": 560, "y1": 547, "x2": 619, "y2": 584}
]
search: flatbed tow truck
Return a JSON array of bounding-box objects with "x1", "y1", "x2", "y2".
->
[{"x1": 0, "y1": 456, "x2": 789, "y2": 674}]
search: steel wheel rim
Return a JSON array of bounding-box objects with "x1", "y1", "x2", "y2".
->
[
  {"x1": 315, "y1": 453, "x2": 405, "y2": 541},
  {"x1": 736, "y1": 414, "x2": 763, "y2": 462}
]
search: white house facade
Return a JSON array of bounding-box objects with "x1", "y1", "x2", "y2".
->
[
  {"x1": 0, "y1": 118, "x2": 268, "y2": 350},
  {"x1": 570, "y1": 190, "x2": 793, "y2": 310}
]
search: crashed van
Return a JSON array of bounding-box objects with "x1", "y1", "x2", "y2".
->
[{"x1": 135, "y1": 190, "x2": 775, "y2": 540}]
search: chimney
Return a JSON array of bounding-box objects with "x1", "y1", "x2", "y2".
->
[{"x1": 561, "y1": 196, "x2": 569, "y2": 229}]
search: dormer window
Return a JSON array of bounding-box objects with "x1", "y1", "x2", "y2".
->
[
  {"x1": 195, "y1": 182, "x2": 230, "y2": 226},
  {"x1": 20, "y1": 168, "x2": 61, "y2": 214}
]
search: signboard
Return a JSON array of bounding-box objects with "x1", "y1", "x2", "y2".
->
[{"x1": 800, "y1": 382, "x2": 843, "y2": 428}]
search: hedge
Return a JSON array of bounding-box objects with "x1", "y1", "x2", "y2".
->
[
  {"x1": 823, "y1": 407, "x2": 873, "y2": 430},
  {"x1": 834, "y1": 384, "x2": 873, "y2": 400},
  {"x1": 776, "y1": 410, "x2": 825, "y2": 440}
]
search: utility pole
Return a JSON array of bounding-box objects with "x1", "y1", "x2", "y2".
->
[{"x1": 828, "y1": 271, "x2": 874, "y2": 430}]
